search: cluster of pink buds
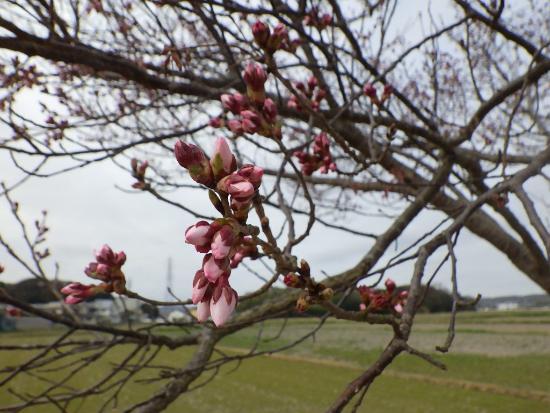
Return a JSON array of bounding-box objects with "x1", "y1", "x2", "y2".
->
[
  {"x1": 187, "y1": 221, "x2": 260, "y2": 326},
  {"x1": 293, "y1": 132, "x2": 337, "y2": 175},
  {"x1": 357, "y1": 279, "x2": 408, "y2": 314},
  {"x1": 131, "y1": 159, "x2": 149, "y2": 189},
  {"x1": 363, "y1": 83, "x2": 393, "y2": 106},
  {"x1": 61, "y1": 244, "x2": 127, "y2": 304},
  {"x1": 251, "y1": 21, "x2": 300, "y2": 54},
  {"x1": 303, "y1": 7, "x2": 333, "y2": 30},
  {"x1": 187, "y1": 219, "x2": 259, "y2": 326},
  {"x1": 211, "y1": 63, "x2": 281, "y2": 140},
  {"x1": 177, "y1": 137, "x2": 262, "y2": 326},
  {"x1": 287, "y1": 76, "x2": 327, "y2": 112}
]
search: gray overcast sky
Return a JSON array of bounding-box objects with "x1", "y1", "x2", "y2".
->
[{"x1": 1, "y1": 0, "x2": 547, "y2": 300}]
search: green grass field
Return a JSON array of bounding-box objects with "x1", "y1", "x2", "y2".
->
[{"x1": 1, "y1": 310, "x2": 550, "y2": 412}]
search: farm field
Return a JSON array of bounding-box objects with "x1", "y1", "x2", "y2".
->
[{"x1": 1, "y1": 310, "x2": 550, "y2": 412}]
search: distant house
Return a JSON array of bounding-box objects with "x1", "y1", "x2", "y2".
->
[{"x1": 496, "y1": 302, "x2": 519, "y2": 311}]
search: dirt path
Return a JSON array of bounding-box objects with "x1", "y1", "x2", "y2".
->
[{"x1": 219, "y1": 346, "x2": 550, "y2": 404}]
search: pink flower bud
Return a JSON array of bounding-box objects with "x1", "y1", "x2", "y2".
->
[
  {"x1": 363, "y1": 83, "x2": 377, "y2": 98},
  {"x1": 242, "y1": 62, "x2": 267, "y2": 92},
  {"x1": 221, "y1": 93, "x2": 244, "y2": 114},
  {"x1": 262, "y1": 98, "x2": 278, "y2": 123},
  {"x1": 393, "y1": 303, "x2": 404, "y2": 313},
  {"x1": 385, "y1": 278, "x2": 396, "y2": 293},
  {"x1": 287, "y1": 96, "x2": 300, "y2": 110},
  {"x1": 209, "y1": 117, "x2": 223, "y2": 128},
  {"x1": 321, "y1": 14, "x2": 333, "y2": 27},
  {"x1": 192, "y1": 270, "x2": 210, "y2": 304},
  {"x1": 185, "y1": 221, "x2": 213, "y2": 253},
  {"x1": 211, "y1": 225, "x2": 235, "y2": 260},
  {"x1": 252, "y1": 20, "x2": 270, "y2": 47},
  {"x1": 113, "y1": 252, "x2": 125, "y2": 267},
  {"x1": 96, "y1": 244, "x2": 115, "y2": 265},
  {"x1": 359, "y1": 303, "x2": 367, "y2": 311},
  {"x1": 273, "y1": 23, "x2": 288, "y2": 39},
  {"x1": 174, "y1": 140, "x2": 214, "y2": 186},
  {"x1": 217, "y1": 175, "x2": 255, "y2": 202},
  {"x1": 307, "y1": 76, "x2": 318, "y2": 91},
  {"x1": 210, "y1": 277, "x2": 238, "y2": 327},
  {"x1": 196, "y1": 300, "x2": 211, "y2": 322},
  {"x1": 284, "y1": 273, "x2": 301, "y2": 288},
  {"x1": 314, "y1": 88, "x2": 327, "y2": 102},
  {"x1": 211, "y1": 137, "x2": 237, "y2": 180},
  {"x1": 227, "y1": 119, "x2": 244, "y2": 135},
  {"x1": 202, "y1": 253, "x2": 230, "y2": 283},
  {"x1": 237, "y1": 164, "x2": 264, "y2": 189},
  {"x1": 61, "y1": 282, "x2": 98, "y2": 304},
  {"x1": 383, "y1": 84, "x2": 394, "y2": 98},
  {"x1": 240, "y1": 110, "x2": 262, "y2": 133}
]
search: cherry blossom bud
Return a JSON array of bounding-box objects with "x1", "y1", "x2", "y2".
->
[
  {"x1": 196, "y1": 300, "x2": 211, "y2": 322},
  {"x1": 385, "y1": 278, "x2": 396, "y2": 293},
  {"x1": 96, "y1": 244, "x2": 115, "y2": 265},
  {"x1": 210, "y1": 277, "x2": 238, "y2": 327},
  {"x1": 227, "y1": 119, "x2": 244, "y2": 135},
  {"x1": 252, "y1": 21, "x2": 270, "y2": 48},
  {"x1": 320, "y1": 13, "x2": 333, "y2": 27},
  {"x1": 307, "y1": 75, "x2": 318, "y2": 91},
  {"x1": 221, "y1": 94, "x2": 244, "y2": 114},
  {"x1": 243, "y1": 62, "x2": 267, "y2": 92},
  {"x1": 262, "y1": 98, "x2": 278, "y2": 123},
  {"x1": 382, "y1": 84, "x2": 394, "y2": 99},
  {"x1": 202, "y1": 253, "x2": 230, "y2": 283},
  {"x1": 267, "y1": 23, "x2": 288, "y2": 52},
  {"x1": 295, "y1": 81, "x2": 306, "y2": 92},
  {"x1": 287, "y1": 95, "x2": 300, "y2": 110},
  {"x1": 359, "y1": 303, "x2": 367, "y2": 311},
  {"x1": 284, "y1": 273, "x2": 301, "y2": 288},
  {"x1": 314, "y1": 88, "x2": 327, "y2": 102},
  {"x1": 371, "y1": 294, "x2": 389, "y2": 310},
  {"x1": 230, "y1": 237, "x2": 258, "y2": 268},
  {"x1": 211, "y1": 137, "x2": 237, "y2": 180},
  {"x1": 394, "y1": 303, "x2": 404, "y2": 313},
  {"x1": 174, "y1": 140, "x2": 214, "y2": 186},
  {"x1": 61, "y1": 282, "x2": 99, "y2": 304},
  {"x1": 272, "y1": 23, "x2": 288, "y2": 39},
  {"x1": 192, "y1": 270, "x2": 210, "y2": 304},
  {"x1": 398, "y1": 290, "x2": 408, "y2": 300},
  {"x1": 217, "y1": 174, "x2": 255, "y2": 202},
  {"x1": 185, "y1": 221, "x2": 213, "y2": 253},
  {"x1": 357, "y1": 285, "x2": 372, "y2": 301},
  {"x1": 115, "y1": 252, "x2": 126, "y2": 267},
  {"x1": 209, "y1": 117, "x2": 223, "y2": 128},
  {"x1": 240, "y1": 110, "x2": 262, "y2": 133},
  {"x1": 211, "y1": 225, "x2": 235, "y2": 260},
  {"x1": 363, "y1": 83, "x2": 377, "y2": 98},
  {"x1": 237, "y1": 165, "x2": 264, "y2": 189}
]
